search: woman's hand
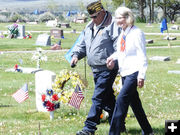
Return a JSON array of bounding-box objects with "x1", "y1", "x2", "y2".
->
[
  {"x1": 137, "y1": 78, "x2": 144, "y2": 88},
  {"x1": 106, "y1": 57, "x2": 115, "y2": 70}
]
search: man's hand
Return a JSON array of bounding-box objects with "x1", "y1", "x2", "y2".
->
[
  {"x1": 71, "y1": 56, "x2": 78, "y2": 68},
  {"x1": 106, "y1": 57, "x2": 115, "y2": 70}
]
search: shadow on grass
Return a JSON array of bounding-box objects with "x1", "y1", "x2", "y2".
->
[
  {"x1": 127, "y1": 127, "x2": 164, "y2": 135},
  {"x1": 0, "y1": 104, "x2": 14, "y2": 107}
]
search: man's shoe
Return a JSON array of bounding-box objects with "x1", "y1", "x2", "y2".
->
[
  {"x1": 143, "y1": 132, "x2": 154, "y2": 135},
  {"x1": 76, "y1": 130, "x2": 94, "y2": 135},
  {"x1": 120, "y1": 129, "x2": 128, "y2": 135}
]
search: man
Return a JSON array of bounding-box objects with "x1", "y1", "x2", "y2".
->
[{"x1": 71, "y1": 1, "x2": 121, "y2": 135}]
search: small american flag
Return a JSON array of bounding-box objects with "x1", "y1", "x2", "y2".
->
[
  {"x1": 12, "y1": 83, "x2": 29, "y2": 103},
  {"x1": 68, "y1": 85, "x2": 84, "y2": 109}
]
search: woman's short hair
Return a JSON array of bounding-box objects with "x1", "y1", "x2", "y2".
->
[{"x1": 115, "y1": 6, "x2": 134, "y2": 25}]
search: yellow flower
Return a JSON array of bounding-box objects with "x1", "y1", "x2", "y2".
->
[{"x1": 53, "y1": 70, "x2": 86, "y2": 104}]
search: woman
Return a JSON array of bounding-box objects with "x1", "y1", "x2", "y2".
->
[{"x1": 106, "y1": 7, "x2": 153, "y2": 135}]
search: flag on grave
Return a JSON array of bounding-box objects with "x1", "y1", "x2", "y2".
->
[
  {"x1": 68, "y1": 85, "x2": 84, "y2": 109},
  {"x1": 12, "y1": 83, "x2": 29, "y2": 103}
]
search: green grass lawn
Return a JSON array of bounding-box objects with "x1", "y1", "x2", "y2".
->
[
  {"x1": 0, "y1": 33, "x2": 179, "y2": 51},
  {"x1": 0, "y1": 22, "x2": 179, "y2": 51},
  {"x1": 0, "y1": 47, "x2": 180, "y2": 135},
  {"x1": 0, "y1": 22, "x2": 179, "y2": 33}
]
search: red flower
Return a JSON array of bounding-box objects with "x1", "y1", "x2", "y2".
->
[
  {"x1": 42, "y1": 94, "x2": 46, "y2": 102},
  {"x1": 46, "y1": 101, "x2": 55, "y2": 111},
  {"x1": 14, "y1": 64, "x2": 18, "y2": 70},
  {"x1": 51, "y1": 94, "x2": 59, "y2": 101}
]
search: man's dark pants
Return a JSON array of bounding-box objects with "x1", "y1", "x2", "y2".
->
[{"x1": 83, "y1": 69, "x2": 118, "y2": 133}]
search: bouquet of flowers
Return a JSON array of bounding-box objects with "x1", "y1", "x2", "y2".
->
[
  {"x1": 8, "y1": 23, "x2": 19, "y2": 38},
  {"x1": 24, "y1": 32, "x2": 32, "y2": 39},
  {"x1": 14, "y1": 64, "x2": 22, "y2": 72},
  {"x1": 41, "y1": 89, "x2": 60, "y2": 112}
]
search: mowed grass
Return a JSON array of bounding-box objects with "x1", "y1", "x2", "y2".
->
[
  {"x1": 0, "y1": 46, "x2": 180, "y2": 135},
  {"x1": 0, "y1": 22, "x2": 180, "y2": 51}
]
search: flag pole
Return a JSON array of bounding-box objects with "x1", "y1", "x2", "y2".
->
[
  {"x1": 38, "y1": 122, "x2": 41, "y2": 135},
  {"x1": 83, "y1": 57, "x2": 87, "y2": 114},
  {"x1": 166, "y1": 28, "x2": 171, "y2": 48},
  {"x1": 84, "y1": 57, "x2": 86, "y2": 80}
]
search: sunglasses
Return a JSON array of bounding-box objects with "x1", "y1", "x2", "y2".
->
[{"x1": 90, "y1": 12, "x2": 101, "y2": 19}]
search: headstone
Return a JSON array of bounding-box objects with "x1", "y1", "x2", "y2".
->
[
  {"x1": 17, "y1": 25, "x2": 25, "y2": 39},
  {"x1": 35, "y1": 34, "x2": 51, "y2": 46},
  {"x1": 170, "y1": 25, "x2": 179, "y2": 30},
  {"x1": 50, "y1": 29, "x2": 63, "y2": 39},
  {"x1": 168, "y1": 70, "x2": 180, "y2": 74},
  {"x1": 146, "y1": 39, "x2": 153, "y2": 44},
  {"x1": 46, "y1": 20, "x2": 57, "y2": 27},
  {"x1": 60, "y1": 23, "x2": 70, "y2": 28},
  {"x1": 5, "y1": 67, "x2": 42, "y2": 74},
  {"x1": 163, "y1": 36, "x2": 177, "y2": 40},
  {"x1": 35, "y1": 70, "x2": 56, "y2": 112},
  {"x1": 71, "y1": 29, "x2": 76, "y2": 33},
  {"x1": 149, "y1": 56, "x2": 170, "y2": 61},
  {"x1": 176, "y1": 59, "x2": 180, "y2": 64},
  {"x1": 74, "y1": 17, "x2": 87, "y2": 23},
  {"x1": 26, "y1": 22, "x2": 38, "y2": 25}
]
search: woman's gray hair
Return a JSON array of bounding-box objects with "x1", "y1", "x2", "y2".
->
[{"x1": 115, "y1": 6, "x2": 134, "y2": 25}]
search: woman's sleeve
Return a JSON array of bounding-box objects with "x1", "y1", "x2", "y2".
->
[{"x1": 134, "y1": 30, "x2": 148, "y2": 79}]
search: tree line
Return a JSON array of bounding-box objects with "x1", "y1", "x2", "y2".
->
[{"x1": 109, "y1": 0, "x2": 180, "y2": 23}]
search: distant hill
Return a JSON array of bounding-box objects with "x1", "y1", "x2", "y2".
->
[{"x1": 0, "y1": 0, "x2": 92, "y2": 10}]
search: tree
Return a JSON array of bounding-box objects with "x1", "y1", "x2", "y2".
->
[
  {"x1": 136, "y1": 0, "x2": 146, "y2": 22},
  {"x1": 156, "y1": 0, "x2": 180, "y2": 21},
  {"x1": 147, "y1": 0, "x2": 155, "y2": 23},
  {"x1": 152, "y1": 0, "x2": 155, "y2": 23},
  {"x1": 112, "y1": 0, "x2": 146, "y2": 22},
  {"x1": 101, "y1": 0, "x2": 113, "y2": 11}
]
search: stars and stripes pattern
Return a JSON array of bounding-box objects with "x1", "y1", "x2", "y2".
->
[
  {"x1": 12, "y1": 83, "x2": 29, "y2": 103},
  {"x1": 68, "y1": 85, "x2": 84, "y2": 109}
]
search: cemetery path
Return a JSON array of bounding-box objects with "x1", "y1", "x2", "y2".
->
[
  {"x1": 1, "y1": 46, "x2": 180, "y2": 54},
  {"x1": 26, "y1": 31, "x2": 180, "y2": 36},
  {"x1": 147, "y1": 45, "x2": 180, "y2": 48},
  {"x1": 144, "y1": 33, "x2": 180, "y2": 36},
  {"x1": 0, "y1": 49, "x2": 68, "y2": 54},
  {"x1": 2, "y1": 30, "x2": 180, "y2": 36}
]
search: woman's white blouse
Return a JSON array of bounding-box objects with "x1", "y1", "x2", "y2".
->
[{"x1": 110, "y1": 25, "x2": 148, "y2": 79}]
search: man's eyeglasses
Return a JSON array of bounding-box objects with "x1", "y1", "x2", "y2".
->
[{"x1": 90, "y1": 12, "x2": 101, "y2": 19}]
